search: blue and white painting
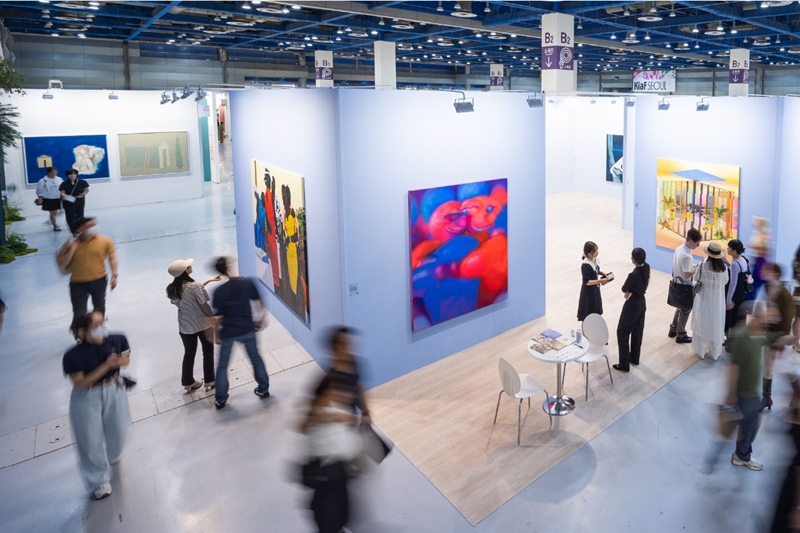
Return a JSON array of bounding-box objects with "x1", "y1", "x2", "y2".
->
[{"x1": 23, "y1": 135, "x2": 109, "y2": 184}]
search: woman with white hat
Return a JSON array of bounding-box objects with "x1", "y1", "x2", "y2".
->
[
  {"x1": 691, "y1": 241, "x2": 729, "y2": 361},
  {"x1": 166, "y1": 259, "x2": 221, "y2": 392}
]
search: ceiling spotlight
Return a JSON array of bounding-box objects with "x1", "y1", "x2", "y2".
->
[
  {"x1": 645, "y1": 33, "x2": 650, "y2": 40},
  {"x1": 485, "y1": 2, "x2": 491, "y2": 13},
  {"x1": 658, "y1": 98, "x2": 670, "y2": 110},
  {"x1": 776, "y1": 35, "x2": 781, "y2": 43},
  {"x1": 510, "y1": 34, "x2": 516, "y2": 38},
  {"x1": 650, "y1": 5, "x2": 658, "y2": 13},
  {"x1": 731, "y1": 23, "x2": 738, "y2": 34},
  {"x1": 292, "y1": 4, "x2": 301, "y2": 9},
  {"x1": 454, "y1": 1, "x2": 462, "y2": 10},
  {"x1": 692, "y1": 25, "x2": 699, "y2": 33},
  {"x1": 171, "y1": 90, "x2": 179, "y2": 104},
  {"x1": 527, "y1": 94, "x2": 543, "y2": 108},
  {"x1": 454, "y1": 96, "x2": 474, "y2": 113},
  {"x1": 760, "y1": 1, "x2": 769, "y2": 6},
  {"x1": 378, "y1": 18, "x2": 385, "y2": 25},
  {"x1": 160, "y1": 91, "x2": 170, "y2": 105},
  {"x1": 695, "y1": 42, "x2": 700, "y2": 48},
  {"x1": 623, "y1": 9, "x2": 630, "y2": 16},
  {"x1": 42, "y1": 91, "x2": 54, "y2": 100},
  {"x1": 77, "y1": 33, "x2": 86, "y2": 38},
  {"x1": 337, "y1": 27, "x2": 343, "y2": 34},
  {"x1": 743, "y1": 37, "x2": 748, "y2": 43},
  {"x1": 577, "y1": 21, "x2": 583, "y2": 30},
  {"x1": 666, "y1": 42, "x2": 671, "y2": 48},
  {"x1": 610, "y1": 33, "x2": 617, "y2": 39},
  {"x1": 696, "y1": 97, "x2": 710, "y2": 111},
  {"x1": 371, "y1": 30, "x2": 378, "y2": 35},
  {"x1": 669, "y1": 8, "x2": 676, "y2": 17},
  {"x1": 242, "y1": 2, "x2": 251, "y2": 9},
  {"x1": 716, "y1": 23, "x2": 724, "y2": 32},
  {"x1": 437, "y1": 0, "x2": 443, "y2": 11},
  {"x1": 108, "y1": 91, "x2": 118, "y2": 100},
  {"x1": 345, "y1": 27, "x2": 352, "y2": 32}
]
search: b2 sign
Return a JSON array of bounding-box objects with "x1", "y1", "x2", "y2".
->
[{"x1": 632, "y1": 70, "x2": 676, "y2": 93}]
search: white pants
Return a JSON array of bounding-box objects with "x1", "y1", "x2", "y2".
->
[{"x1": 69, "y1": 381, "x2": 130, "y2": 489}]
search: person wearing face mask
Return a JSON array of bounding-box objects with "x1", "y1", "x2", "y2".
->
[
  {"x1": 56, "y1": 217, "x2": 118, "y2": 320},
  {"x1": 63, "y1": 311, "x2": 131, "y2": 500}
]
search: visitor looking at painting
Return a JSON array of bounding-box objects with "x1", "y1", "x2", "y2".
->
[
  {"x1": 690, "y1": 241, "x2": 729, "y2": 361},
  {"x1": 668, "y1": 228, "x2": 701, "y2": 344}
]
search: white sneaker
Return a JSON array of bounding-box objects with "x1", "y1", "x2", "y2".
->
[
  {"x1": 94, "y1": 482, "x2": 112, "y2": 499},
  {"x1": 731, "y1": 453, "x2": 763, "y2": 471}
]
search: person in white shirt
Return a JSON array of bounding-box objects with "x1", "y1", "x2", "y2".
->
[
  {"x1": 669, "y1": 228, "x2": 701, "y2": 344},
  {"x1": 35, "y1": 166, "x2": 64, "y2": 231}
]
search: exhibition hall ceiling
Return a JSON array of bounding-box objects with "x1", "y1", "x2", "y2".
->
[{"x1": 3, "y1": 1, "x2": 800, "y2": 76}]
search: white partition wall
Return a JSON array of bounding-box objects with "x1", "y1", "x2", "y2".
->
[
  {"x1": 775, "y1": 97, "x2": 800, "y2": 272},
  {"x1": 3, "y1": 90, "x2": 204, "y2": 213},
  {"x1": 632, "y1": 95, "x2": 782, "y2": 274}
]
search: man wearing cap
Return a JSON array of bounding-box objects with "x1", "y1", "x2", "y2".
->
[{"x1": 57, "y1": 217, "x2": 118, "y2": 320}]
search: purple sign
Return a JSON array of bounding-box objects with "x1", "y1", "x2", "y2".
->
[
  {"x1": 728, "y1": 69, "x2": 749, "y2": 84},
  {"x1": 490, "y1": 76, "x2": 504, "y2": 86},
  {"x1": 316, "y1": 66, "x2": 333, "y2": 81},
  {"x1": 542, "y1": 46, "x2": 574, "y2": 71}
]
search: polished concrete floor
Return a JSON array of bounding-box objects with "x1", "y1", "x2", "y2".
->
[{"x1": 0, "y1": 149, "x2": 796, "y2": 531}]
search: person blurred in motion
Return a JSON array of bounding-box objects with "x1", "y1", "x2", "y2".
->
[
  {"x1": 727, "y1": 301, "x2": 797, "y2": 471},
  {"x1": 35, "y1": 166, "x2": 63, "y2": 231},
  {"x1": 760, "y1": 262, "x2": 796, "y2": 410},
  {"x1": 57, "y1": 217, "x2": 118, "y2": 320},
  {"x1": 669, "y1": 228, "x2": 701, "y2": 344},
  {"x1": 166, "y1": 258, "x2": 221, "y2": 393},
  {"x1": 301, "y1": 373, "x2": 363, "y2": 533},
  {"x1": 690, "y1": 242, "x2": 729, "y2": 361},
  {"x1": 792, "y1": 246, "x2": 800, "y2": 353},
  {"x1": 63, "y1": 311, "x2": 131, "y2": 500},
  {"x1": 316, "y1": 327, "x2": 370, "y2": 422},
  {"x1": 770, "y1": 377, "x2": 800, "y2": 533},
  {"x1": 0, "y1": 293, "x2": 5, "y2": 334},
  {"x1": 59, "y1": 168, "x2": 90, "y2": 236},
  {"x1": 614, "y1": 248, "x2": 650, "y2": 373},
  {"x1": 749, "y1": 216, "x2": 772, "y2": 300},
  {"x1": 725, "y1": 239, "x2": 751, "y2": 341},
  {"x1": 577, "y1": 241, "x2": 611, "y2": 323},
  {"x1": 211, "y1": 256, "x2": 270, "y2": 410}
]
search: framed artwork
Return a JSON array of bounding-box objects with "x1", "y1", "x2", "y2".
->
[
  {"x1": 656, "y1": 157, "x2": 740, "y2": 257},
  {"x1": 118, "y1": 131, "x2": 189, "y2": 177},
  {"x1": 23, "y1": 135, "x2": 108, "y2": 184},
  {"x1": 252, "y1": 160, "x2": 310, "y2": 324},
  {"x1": 408, "y1": 179, "x2": 508, "y2": 332},
  {"x1": 606, "y1": 134, "x2": 623, "y2": 183}
]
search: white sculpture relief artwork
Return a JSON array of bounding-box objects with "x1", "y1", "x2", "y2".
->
[{"x1": 72, "y1": 144, "x2": 106, "y2": 175}]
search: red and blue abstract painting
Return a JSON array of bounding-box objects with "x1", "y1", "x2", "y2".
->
[{"x1": 408, "y1": 179, "x2": 508, "y2": 332}]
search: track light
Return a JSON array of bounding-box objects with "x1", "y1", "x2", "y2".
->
[
  {"x1": 692, "y1": 25, "x2": 699, "y2": 33},
  {"x1": 625, "y1": 96, "x2": 636, "y2": 107},
  {"x1": 610, "y1": 33, "x2": 616, "y2": 39},
  {"x1": 696, "y1": 97, "x2": 710, "y2": 111},
  {"x1": 669, "y1": 8, "x2": 676, "y2": 17},
  {"x1": 171, "y1": 90, "x2": 179, "y2": 104},
  {"x1": 658, "y1": 98, "x2": 670, "y2": 110},
  {"x1": 454, "y1": 95, "x2": 474, "y2": 113},
  {"x1": 179, "y1": 83, "x2": 194, "y2": 99},
  {"x1": 526, "y1": 94, "x2": 543, "y2": 108},
  {"x1": 195, "y1": 85, "x2": 207, "y2": 101},
  {"x1": 160, "y1": 91, "x2": 170, "y2": 104},
  {"x1": 108, "y1": 91, "x2": 118, "y2": 100},
  {"x1": 42, "y1": 91, "x2": 54, "y2": 100},
  {"x1": 731, "y1": 23, "x2": 737, "y2": 34},
  {"x1": 484, "y1": 2, "x2": 491, "y2": 13},
  {"x1": 437, "y1": 1, "x2": 443, "y2": 11}
]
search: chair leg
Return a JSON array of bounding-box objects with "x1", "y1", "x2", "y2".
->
[
  {"x1": 493, "y1": 390, "x2": 503, "y2": 424},
  {"x1": 602, "y1": 354, "x2": 614, "y2": 384},
  {"x1": 542, "y1": 390, "x2": 553, "y2": 424},
  {"x1": 585, "y1": 363, "x2": 589, "y2": 401},
  {"x1": 528, "y1": 397, "x2": 531, "y2": 409},
  {"x1": 518, "y1": 399, "x2": 523, "y2": 445}
]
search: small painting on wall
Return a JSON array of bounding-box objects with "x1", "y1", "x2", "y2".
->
[
  {"x1": 118, "y1": 131, "x2": 189, "y2": 177},
  {"x1": 655, "y1": 157, "x2": 740, "y2": 257},
  {"x1": 606, "y1": 134, "x2": 623, "y2": 183},
  {"x1": 252, "y1": 160, "x2": 310, "y2": 324},
  {"x1": 23, "y1": 135, "x2": 109, "y2": 184},
  {"x1": 408, "y1": 179, "x2": 508, "y2": 332}
]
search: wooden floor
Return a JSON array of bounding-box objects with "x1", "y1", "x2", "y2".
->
[{"x1": 367, "y1": 192, "x2": 701, "y2": 525}]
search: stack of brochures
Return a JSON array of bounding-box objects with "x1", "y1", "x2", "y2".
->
[{"x1": 530, "y1": 331, "x2": 568, "y2": 354}]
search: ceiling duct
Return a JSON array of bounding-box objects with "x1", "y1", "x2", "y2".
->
[{"x1": 452, "y1": 1, "x2": 477, "y2": 18}]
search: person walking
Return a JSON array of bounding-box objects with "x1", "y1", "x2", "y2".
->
[
  {"x1": 57, "y1": 217, "x2": 118, "y2": 320},
  {"x1": 793, "y1": 246, "x2": 800, "y2": 353},
  {"x1": 59, "y1": 169, "x2": 90, "y2": 236},
  {"x1": 211, "y1": 256, "x2": 271, "y2": 410},
  {"x1": 769, "y1": 377, "x2": 800, "y2": 533},
  {"x1": 35, "y1": 166, "x2": 63, "y2": 231},
  {"x1": 668, "y1": 228, "x2": 701, "y2": 344},
  {"x1": 614, "y1": 248, "x2": 650, "y2": 373},
  {"x1": 63, "y1": 311, "x2": 131, "y2": 500},
  {"x1": 690, "y1": 242, "x2": 729, "y2": 361},
  {"x1": 577, "y1": 241, "x2": 611, "y2": 323},
  {"x1": 761, "y1": 262, "x2": 796, "y2": 410},
  {"x1": 166, "y1": 258, "x2": 221, "y2": 393},
  {"x1": 725, "y1": 239, "x2": 751, "y2": 338},
  {"x1": 727, "y1": 301, "x2": 796, "y2": 471}
]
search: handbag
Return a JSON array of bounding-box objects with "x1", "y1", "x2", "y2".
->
[
  {"x1": 693, "y1": 263, "x2": 704, "y2": 295},
  {"x1": 668, "y1": 277, "x2": 694, "y2": 310}
]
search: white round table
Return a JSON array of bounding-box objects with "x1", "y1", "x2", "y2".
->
[{"x1": 527, "y1": 335, "x2": 589, "y2": 416}]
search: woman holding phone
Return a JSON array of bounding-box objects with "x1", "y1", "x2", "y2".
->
[{"x1": 577, "y1": 241, "x2": 612, "y2": 323}]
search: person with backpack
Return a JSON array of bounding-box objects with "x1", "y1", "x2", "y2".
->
[{"x1": 725, "y1": 239, "x2": 751, "y2": 340}]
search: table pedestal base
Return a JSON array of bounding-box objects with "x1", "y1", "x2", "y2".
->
[{"x1": 544, "y1": 395, "x2": 575, "y2": 416}]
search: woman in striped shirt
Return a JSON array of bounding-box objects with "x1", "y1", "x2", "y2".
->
[{"x1": 166, "y1": 259, "x2": 221, "y2": 392}]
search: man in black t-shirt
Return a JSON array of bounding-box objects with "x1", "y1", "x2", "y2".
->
[
  {"x1": 59, "y1": 168, "x2": 90, "y2": 236},
  {"x1": 211, "y1": 256, "x2": 271, "y2": 410},
  {"x1": 62, "y1": 311, "x2": 130, "y2": 500}
]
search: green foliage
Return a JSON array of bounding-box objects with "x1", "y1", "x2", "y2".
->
[
  {"x1": 4, "y1": 232, "x2": 36, "y2": 256},
  {"x1": 0, "y1": 59, "x2": 25, "y2": 94},
  {"x1": 0, "y1": 245, "x2": 14, "y2": 263},
  {"x1": 0, "y1": 59, "x2": 25, "y2": 162},
  {"x1": 3, "y1": 200, "x2": 25, "y2": 223}
]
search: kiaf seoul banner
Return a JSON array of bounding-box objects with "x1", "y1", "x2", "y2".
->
[{"x1": 632, "y1": 70, "x2": 676, "y2": 93}]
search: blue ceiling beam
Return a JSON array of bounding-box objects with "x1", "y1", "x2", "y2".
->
[
  {"x1": 681, "y1": 1, "x2": 796, "y2": 37},
  {"x1": 228, "y1": 11, "x2": 352, "y2": 49},
  {"x1": 560, "y1": 2, "x2": 635, "y2": 15},
  {"x1": 125, "y1": 0, "x2": 182, "y2": 42},
  {"x1": 369, "y1": 1, "x2": 405, "y2": 10}
]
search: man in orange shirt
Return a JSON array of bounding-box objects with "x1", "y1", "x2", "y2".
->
[{"x1": 57, "y1": 217, "x2": 118, "y2": 319}]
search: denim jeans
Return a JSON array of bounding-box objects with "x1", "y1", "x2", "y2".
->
[
  {"x1": 735, "y1": 396, "x2": 762, "y2": 462},
  {"x1": 216, "y1": 331, "x2": 270, "y2": 403}
]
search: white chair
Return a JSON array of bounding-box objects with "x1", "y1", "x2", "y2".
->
[
  {"x1": 493, "y1": 358, "x2": 552, "y2": 445},
  {"x1": 563, "y1": 313, "x2": 614, "y2": 401}
]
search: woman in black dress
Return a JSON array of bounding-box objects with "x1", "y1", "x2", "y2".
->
[
  {"x1": 577, "y1": 241, "x2": 610, "y2": 322},
  {"x1": 614, "y1": 248, "x2": 650, "y2": 372}
]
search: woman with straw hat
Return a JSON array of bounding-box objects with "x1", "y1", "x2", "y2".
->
[
  {"x1": 691, "y1": 241, "x2": 729, "y2": 361},
  {"x1": 166, "y1": 259, "x2": 221, "y2": 392}
]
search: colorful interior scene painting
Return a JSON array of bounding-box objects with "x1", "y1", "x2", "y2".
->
[
  {"x1": 23, "y1": 135, "x2": 109, "y2": 184},
  {"x1": 606, "y1": 134, "x2": 623, "y2": 183},
  {"x1": 655, "y1": 157, "x2": 740, "y2": 257},
  {"x1": 409, "y1": 179, "x2": 508, "y2": 333},
  {"x1": 118, "y1": 131, "x2": 189, "y2": 177},
  {"x1": 252, "y1": 160, "x2": 310, "y2": 324}
]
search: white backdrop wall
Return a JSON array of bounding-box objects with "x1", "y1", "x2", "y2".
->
[
  {"x1": 545, "y1": 96, "x2": 625, "y2": 199},
  {"x1": 776, "y1": 97, "x2": 800, "y2": 274},
  {"x1": 2, "y1": 90, "x2": 204, "y2": 214},
  {"x1": 632, "y1": 95, "x2": 781, "y2": 274},
  {"x1": 338, "y1": 90, "x2": 546, "y2": 387},
  {"x1": 230, "y1": 89, "x2": 345, "y2": 359}
]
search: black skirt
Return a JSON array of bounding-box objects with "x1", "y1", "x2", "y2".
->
[{"x1": 41, "y1": 198, "x2": 62, "y2": 211}]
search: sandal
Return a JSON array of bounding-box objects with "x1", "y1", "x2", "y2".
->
[
  {"x1": 204, "y1": 381, "x2": 215, "y2": 392},
  {"x1": 53, "y1": 226, "x2": 62, "y2": 232},
  {"x1": 184, "y1": 381, "x2": 202, "y2": 392}
]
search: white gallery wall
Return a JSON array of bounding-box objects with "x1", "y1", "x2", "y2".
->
[
  {"x1": 230, "y1": 89, "x2": 345, "y2": 359},
  {"x1": 632, "y1": 95, "x2": 781, "y2": 274},
  {"x1": 775, "y1": 97, "x2": 800, "y2": 272},
  {"x1": 2, "y1": 90, "x2": 204, "y2": 214},
  {"x1": 545, "y1": 96, "x2": 625, "y2": 199}
]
